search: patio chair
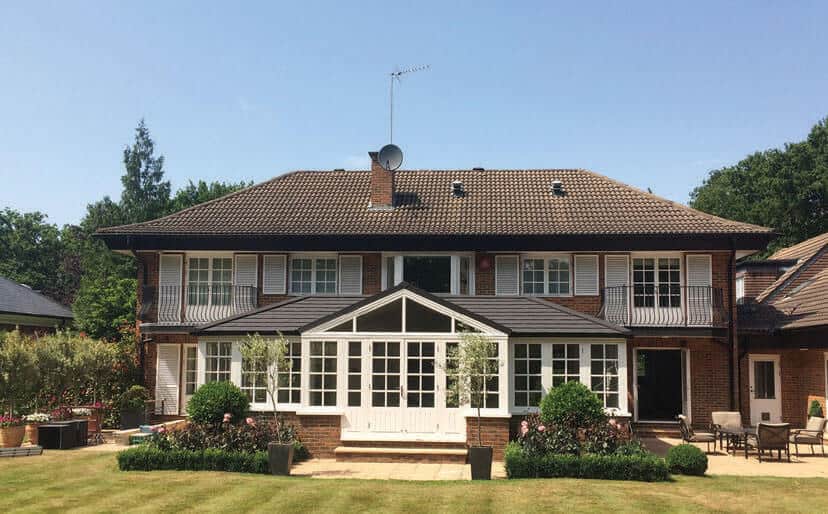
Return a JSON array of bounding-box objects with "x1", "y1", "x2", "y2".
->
[
  {"x1": 746, "y1": 423, "x2": 790, "y2": 462},
  {"x1": 790, "y1": 417, "x2": 826, "y2": 456},
  {"x1": 677, "y1": 414, "x2": 716, "y2": 452},
  {"x1": 711, "y1": 411, "x2": 742, "y2": 450}
]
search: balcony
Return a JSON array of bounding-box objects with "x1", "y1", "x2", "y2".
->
[
  {"x1": 140, "y1": 285, "x2": 259, "y2": 324},
  {"x1": 598, "y1": 286, "x2": 728, "y2": 328}
]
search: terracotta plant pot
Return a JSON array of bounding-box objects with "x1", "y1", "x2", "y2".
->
[
  {"x1": 24, "y1": 423, "x2": 40, "y2": 446},
  {"x1": 0, "y1": 425, "x2": 26, "y2": 448}
]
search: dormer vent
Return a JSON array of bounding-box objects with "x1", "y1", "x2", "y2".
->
[
  {"x1": 472, "y1": 167, "x2": 485, "y2": 171},
  {"x1": 451, "y1": 180, "x2": 465, "y2": 198},
  {"x1": 551, "y1": 180, "x2": 565, "y2": 196}
]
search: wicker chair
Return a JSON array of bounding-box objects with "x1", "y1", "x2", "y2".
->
[
  {"x1": 746, "y1": 423, "x2": 790, "y2": 462},
  {"x1": 790, "y1": 417, "x2": 826, "y2": 456},
  {"x1": 677, "y1": 414, "x2": 716, "y2": 452},
  {"x1": 711, "y1": 411, "x2": 742, "y2": 450}
]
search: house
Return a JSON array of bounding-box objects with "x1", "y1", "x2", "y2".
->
[
  {"x1": 95, "y1": 153, "x2": 774, "y2": 458},
  {"x1": 737, "y1": 232, "x2": 828, "y2": 426},
  {"x1": 0, "y1": 276, "x2": 74, "y2": 333}
]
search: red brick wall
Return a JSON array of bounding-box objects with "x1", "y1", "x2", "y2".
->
[
  {"x1": 362, "y1": 253, "x2": 381, "y2": 294},
  {"x1": 137, "y1": 252, "x2": 158, "y2": 323},
  {"x1": 738, "y1": 270, "x2": 779, "y2": 301},
  {"x1": 739, "y1": 349, "x2": 826, "y2": 427},
  {"x1": 142, "y1": 335, "x2": 198, "y2": 405},
  {"x1": 628, "y1": 337, "x2": 730, "y2": 427},
  {"x1": 369, "y1": 152, "x2": 394, "y2": 208},
  {"x1": 466, "y1": 417, "x2": 510, "y2": 460}
]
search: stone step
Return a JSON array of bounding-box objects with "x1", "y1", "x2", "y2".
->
[
  {"x1": 334, "y1": 445, "x2": 468, "y2": 463},
  {"x1": 633, "y1": 422, "x2": 681, "y2": 438}
]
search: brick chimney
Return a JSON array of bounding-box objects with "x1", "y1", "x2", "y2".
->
[{"x1": 369, "y1": 151, "x2": 395, "y2": 209}]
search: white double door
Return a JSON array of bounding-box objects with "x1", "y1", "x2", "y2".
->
[{"x1": 342, "y1": 339, "x2": 464, "y2": 441}]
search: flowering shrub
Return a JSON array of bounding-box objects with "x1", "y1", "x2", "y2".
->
[
  {"x1": 72, "y1": 408, "x2": 92, "y2": 417},
  {"x1": 0, "y1": 415, "x2": 24, "y2": 427},
  {"x1": 516, "y1": 414, "x2": 579, "y2": 456},
  {"x1": 23, "y1": 413, "x2": 51, "y2": 423},
  {"x1": 186, "y1": 382, "x2": 249, "y2": 424},
  {"x1": 147, "y1": 417, "x2": 307, "y2": 461},
  {"x1": 50, "y1": 406, "x2": 73, "y2": 421}
]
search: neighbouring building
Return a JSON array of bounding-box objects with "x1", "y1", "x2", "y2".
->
[
  {"x1": 0, "y1": 276, "x2": 74, "y2": 333},
  {"x1": 95, "y1": 154, "x2": 775, "y2": 459},
  {"x1": 737, "y1": 232, "x2": 828, "y2": 426}
]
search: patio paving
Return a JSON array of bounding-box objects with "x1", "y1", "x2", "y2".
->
[{"x1": 291, "y1": 459, "x2": 508, "y2": 480}]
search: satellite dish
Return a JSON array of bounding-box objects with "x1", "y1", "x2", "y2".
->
[{"x1": 378, "y1": 144, "x2": 403, "y2": 171}]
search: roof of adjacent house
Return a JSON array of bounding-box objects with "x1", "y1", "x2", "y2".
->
[
  {"x1": 195, "y1": 283, "x2": 629, "y2": 337},
  {"x1": 96, "y1": 168, "x2": 772, "y2": 239},
  {"x1": 739, "y1": 232, "x2": 828, "y2": 332},
  {"x1": 0, "y1": 276, "x2": 74, "y2": 320}
]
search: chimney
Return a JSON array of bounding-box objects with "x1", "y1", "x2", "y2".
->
[{"x1": 369, "y1": 151, "x2": 395, "y2": 209}]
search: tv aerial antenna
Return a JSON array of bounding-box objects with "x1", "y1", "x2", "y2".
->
[{"x1": 388, "y1": 64, "x2": 429, "y2": 143}]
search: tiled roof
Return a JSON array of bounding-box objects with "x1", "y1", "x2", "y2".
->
[
  {"x1": 769, "y1": 232, "x2": 828, "y2": 261},
  {"x1": 755, "y1": 233, "x2": 828, "y2": 303},
  {"x1": 0, "y1": 276, "x2": 74, "y2": 319},
  {"x1": 97, "y1": 169, "x2": 772, "y2": 237},
  {"x1": 196, "y1": 284, "x2": 629, "y2": 337}
]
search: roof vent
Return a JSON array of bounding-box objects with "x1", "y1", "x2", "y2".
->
[
  {"x1": 550, "y1": 180, "x2": 565, "y2": 196},
  {"x1": 472, "y1": 167, "x2": 485, "y2": 171},
  {"x1": 333, "y1": 168, "x2": 345, "y2": 171},
  {"x1": 451, "y1": 180, "x2": 465, "y2": 198}
]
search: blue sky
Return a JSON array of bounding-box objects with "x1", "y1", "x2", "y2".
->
[{"x1": 1, "y1": 1, "x2": 826, "y2": 227}]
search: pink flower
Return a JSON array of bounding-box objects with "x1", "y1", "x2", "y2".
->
[
  {"x1": 537, "y1": 425, "x2": 546, "y2": 432},
  {"x1": 520, "y1": 420, "x2": 529, "y2": 427},
  {"x1": 520, "y1": 426, "x2": 529, "y2": 436},
  {"x1": 157, "y1": 426, "x2": 166, "y2": 433},
  {"x1": 223, "y1": 413, "x2": 232, "y2": 423},
  {"x1": 245, "y1": 417, "x2": 255, "y2": 426}
]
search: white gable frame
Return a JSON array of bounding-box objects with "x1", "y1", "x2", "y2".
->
[{"x1": 302, "y1": 287, "x2": 507, "y2": 338}]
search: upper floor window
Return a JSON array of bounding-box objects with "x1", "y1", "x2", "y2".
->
[
  {"x1": 384, "y1": 254, "x2": 474, "y2": 294},
  {"x1": 290, "y1": 257, "x2": 337, "y2": 294},
  {"x1": 521, "y1": 255, "x2": 571, "y2": 296},
  {"x1": 633, "y1": 257, "x2": 680, "y2": 308},
  {"x1": 188, "y1": 257, "x2": 232, "y2": 306}
]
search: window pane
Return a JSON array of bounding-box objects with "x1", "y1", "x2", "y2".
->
[
  {"x1": 405, "y1": 299, "x2": 452, "y2": 332},
  {"x1": 356, "y1": 299, "x2": 403, "y2": 332},
  {"x1": 403, "y1": 256, "x2": 451, "y2": 293},
  {"x1": 522, "y1": 259, "x2": 545, "y2": 295},
  {"x1": 309, "y1": 341, "x2": 337, "y2": 406},
  {"x1": 315, "y1": 258, "x2": 337, "y2": 294},
  {"x1": 291, "y1": 259, "x2": 313, "y2": 293},
  {"x1": 459, "y1": 256, "x2": 471, "y2": 295}
]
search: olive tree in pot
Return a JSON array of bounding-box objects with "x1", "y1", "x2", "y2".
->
[
  {"x1": 240, "y1": 332, "x2": 295, "y2": 475},
  {"x1": 117, "y1": 386, "x2": 149, "y2": 429},
  {"x1": 445, "y1": 333, "x2": 501, "y2": 480}
]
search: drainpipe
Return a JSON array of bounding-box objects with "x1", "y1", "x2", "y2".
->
[
  {"x1": 728, "y1": 239, "x2": 737, "y2": 411},
  {"x1": 131, "y1": 249, "x2": 147, "y2": 386}
]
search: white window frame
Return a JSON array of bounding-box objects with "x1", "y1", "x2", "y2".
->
[
  {"x1": 308, "y1": 340, "x2": 339, "y2": 407},
  {"x1": 736, "y1": 276, "x2": 745, "y2": 302},
  {"x1": 520, "y1": 253, "x2": 572, "y2": 297},
  {"x1": 240, "y1": 353, "x2": 268, "y2": 405},
  {"x1": 630, "y1": 253, "x2": 684, "y2": 312},
  {"x1": 185, "y1": 254, "x2": 234, "y2": 308},
  {"x1": 380, "y1": 253, "x2": 475, "y2": 295},
  {"x1": 509, "y1": 338, "x2": 629, "y2": 416},
  {"x1": 289, "y1": 254, "x2": 339, "y2": 295},
  {"x1": 204, "y1": 341, "x2": 233, "y2": 383}
]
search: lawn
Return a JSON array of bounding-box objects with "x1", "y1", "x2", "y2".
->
[{"x1": 1, "y1": 450, "x2": 826, "y2": 513}]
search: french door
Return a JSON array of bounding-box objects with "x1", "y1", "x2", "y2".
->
[{"x1": 180, "y1": 344, "x2": 198, "y2": 413}]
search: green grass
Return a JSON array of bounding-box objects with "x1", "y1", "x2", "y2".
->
[{"x1": 1, "y1": 450, "x2": 826, "y2": 513}]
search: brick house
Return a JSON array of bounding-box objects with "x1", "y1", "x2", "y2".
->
[
  {"x1": 96, "y1": 153, "x2": 775, "y2": 458},
  {"x1": 737, "y1": 233, "x2": 828, "y2": 426}
]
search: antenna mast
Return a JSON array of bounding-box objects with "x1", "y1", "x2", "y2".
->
[{"x1": 389, "y1": 64, "x2": 429, "y2": 143}]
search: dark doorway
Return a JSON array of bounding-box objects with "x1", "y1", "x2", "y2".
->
[{"x1": 637, "y1": 349, "x2": 684, "y2": 421}]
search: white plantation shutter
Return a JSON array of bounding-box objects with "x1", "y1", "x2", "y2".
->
[
  {"x1": 155, "y1": 344, "x2": 181, "y2": 415},
  {"x1": 495, "y1": 255, "x2": 519, "y2": 295},
  {"x1": 234, "y1": 254, "x2": 258, "y2": 288},
  {"x1": 339, "y1": 255, "x2": 363, "y2": 294},
  {"x1": 574, "y1": 255, "x2": 599, "y2": 296},
  {"x1": 686, "y1": 255, "x2": 713, "y2": 325},
  {"x1": 604, "y1": 255, "x2": 630, "y2": 325},
  {"x1": 262, "y1": 255, "x2": 287, "y2": 294},
  {"x1": 158, "y1": 254, "x2": 182, "y2": 322}
]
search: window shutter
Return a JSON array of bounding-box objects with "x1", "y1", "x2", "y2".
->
[
  {"x1": 339, "y1": 255, "x2": 363, "y2": 294},
  {"x1": 686, "y1": 255, "x2": 712, "y2": 325},
  {"x1": 158, "y1": 254, "x2": 182, "y2": 322},
  {"x1": 234, "y1": 255, "x2": 258, "y2": 288},
  {"x1": 574, "y1": 255, "x2": 599, "y2": 296},
  {"x1": 495, "y1": 255, "x2": 519, "y2": 295},
  {"x1": 155, "y1": 344, "x2": 180, "y2": 415},
  {"x1": 262, "y1": 255, "x2": 287, "y2": 295},
  {"x1": 604, "y1": 255, "x2": 629, "y2": 325}
]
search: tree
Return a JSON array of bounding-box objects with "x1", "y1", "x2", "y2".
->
[
  {"x1": 0, "y1": 331, "x2": 39, "y2": 415},
  {"x1": 169, "y1": 179, "x2": 252, "y2": 213},
  {"x1": 238, "y1": 332, "x2": 291, "y2": 421},
  {"x1": 119, "y1": 119, "x2": 171, "y2": 224},
  {"x1": 444, "y1": 333, "x2": 501, "y2": 447},
  {"x1": 690, "y1": 117, "x2": 828, "y2": 254}
]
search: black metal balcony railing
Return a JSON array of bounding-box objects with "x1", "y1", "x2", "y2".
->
[
  {"x1": 598, "y1": 285, "x2": 728, "y2": 328},
  {"x1": 140, "y1": 285, "x2": 259, "y2": 323}
]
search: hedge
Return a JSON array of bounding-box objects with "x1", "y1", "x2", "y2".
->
[
  {"x1": 117, "y1": 446, "x2": 269, "y2": 474},
  {"x1": 666, "y1": 444, "x2": 708, "y2": 476},
  {"x1": 504, "y1": 443, "x2": 670, "y2": 482}
]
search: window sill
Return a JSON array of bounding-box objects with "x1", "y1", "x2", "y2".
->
[
  {"x1": 295, "y1": 408, "x2": 344, "y2": 416},
  {"x1": 461, "y1": 409, "x2": 512, "y2": 419}
]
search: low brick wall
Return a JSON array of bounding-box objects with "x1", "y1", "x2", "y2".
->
[{"x1": 466, "y1": 416, "x2": 510, "y2": 460}]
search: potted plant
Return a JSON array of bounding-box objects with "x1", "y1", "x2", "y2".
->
[
  {"x1": 445, "y1": 333, "x2": 501, "y2": 480},
  {"x1": 808, "y1": 399, "x2": 824, "y2": 418},
  {"x1": 117, "y1": 386, "x2": 149, "y2": 429},
  {"x1": 0, "y1": 416, "x2": 25, "y2": 448},
  {"x1": 240, "y1": 332, "x2": 294, "y2": 475},
  {"x1": 23, "y1": 412, "x2": 51, "y2": 445}
]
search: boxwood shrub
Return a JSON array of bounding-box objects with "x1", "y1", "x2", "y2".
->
[
  {"x1": 504, "y1": 442, "x2": 670, "y2": 482},
  {"x1": 117, "y1": 446, "x2": 269, "y2": 474},
  {"x1": 666, "y1": 444, "x2": 708, "y2": 476},
  {"x1": 186, "y1": 381, "x2": 249, "y2": 424}
]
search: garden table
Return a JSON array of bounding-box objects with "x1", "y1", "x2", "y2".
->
[{"x1": 718, "y1": 426, "x2": 757, "y2": 459}]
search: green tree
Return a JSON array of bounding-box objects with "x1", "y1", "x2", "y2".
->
[
  {"x1": 0, "y1": 331, "x2": 39, "y2": 415},
  {"x1": 169, "y1": 179, "x2": 252, "y2": 213},
  {"x1": 119, "y1": 119, "x2": 171, "y2": 224},
  {"x1": 238, "y1": 333, "x2": 290, "y2": 420},
  {"x1": 690, "y1": 117, "x2": 828, "y2": 254}
]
